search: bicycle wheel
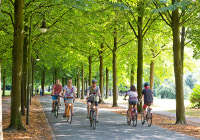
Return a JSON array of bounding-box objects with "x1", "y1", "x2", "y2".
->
[
  {"x1": 141, "y1": 112, "x2": 144, "y2": 125},
  {"x1": 133, "y1": 113, "x2": 137, "y2": 127},
  {"x1": 92, "y1": 110, "x2": 96, "y2": 129},
  {"x1": 126, "y1": 110, "x2": 129, "y2": 124},
  {"x1": 55, "y1": 102, "x2": 58, "y2": 118},
  {"x1": 148, "y1": 112, "x2": 152, "y2": 127},
  {"x1": 90, "y1": 110, "x2": 92, "y2": 127},
  {"x1": 69, "y1": 106, "x2": 72, "y2": 123}
]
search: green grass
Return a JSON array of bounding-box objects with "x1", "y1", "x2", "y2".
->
[
  {"x1": 1, "y1": 90, "x2": 11, "y2": 96},
  {"x1": 168, "y1": 109, "x2": 200, "y2": 117},
  {"x1": 44, "y1": 91, "x2": 51, "y2": 95}
]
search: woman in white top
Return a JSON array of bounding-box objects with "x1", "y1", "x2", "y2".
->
[
  {"x1": 63, "y1": 79, "x2": 76, "y2": 117},
  {"x1": 124, "y1": 85, "x2": 138, "y2": 122}
]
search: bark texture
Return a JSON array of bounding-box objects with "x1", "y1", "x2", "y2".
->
[
  {"x1": 150, "y1": 61, "x2": 154, "y2": 90},
  {"x1": 99, "y1": 43, "x2": 104, "y2": 102},
  {"x1": 7, "y1": 0, "x2": 25, "y2": 131},
  {"x1": 105, "y1": 68, "x2": 109, "y2": 99},
  {"x1": 77, "y1": 68, "x2": 80, "y2": 98},
  {"x1": 113, "y1": 28, "x2": 118, "y2": 107},
  {"x1": 88, "y1": 56, "x2": 92, "y2": 86},
  {"x1": 172, "y1": 2, "x2": 186, "y2": 124},
  {"x1": 137, "y1": 1, "x2": 144, "y2": 113},
  {"x1": 81, "y1": 66, "x2": 84, "y2": 99}
]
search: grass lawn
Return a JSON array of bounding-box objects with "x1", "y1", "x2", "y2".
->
[{"x1": 168, "y1": 109, "x2": 200, "y2": 117}]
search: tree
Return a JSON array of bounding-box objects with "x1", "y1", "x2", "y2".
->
[
  {"x1": 153, "y1": 0, "x2": 199, "y2": 124},
  {"x1": 5, "y1": 0, "x2": 25, "y2": 131}
]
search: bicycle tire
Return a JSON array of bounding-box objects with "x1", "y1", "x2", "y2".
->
[
  {"x1": 141, "y1": 112, "x2": 144, "y2": 125},
  {"x1": 55, "y1": 102, "x2": 58, "y2": 118},
  {"x1": 93, "y1": 110, "x2": 96, "y2": 129},
  {"x1": 148, "y1": 113, "x2": 152, "y2": 127},
  {"x1": 90, "y1": 110, "x2": 92, "y2": 127},
  {"x1": 69, "y1": 106, "x2": 72, "y2": 123},
  {"x1": 133, "y1": 113, "x2": 137, "y2": 127}
]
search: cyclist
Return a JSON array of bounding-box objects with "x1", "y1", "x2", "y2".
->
[
  {"x1": 51, "y1": 79, "x2": 62, "y2": 112},
  {"x1": 63, "y1": 79, "x2": 76, "y2": 118},
  {"x1": 86, "y1": 79, "x2": 101, "y2": 123},
  {"x1": 124, "y1": 85, "x2": 138, "y2": 123},
  {"x1": 141, "y1": 82, "x2": 154, "y2": 123}
]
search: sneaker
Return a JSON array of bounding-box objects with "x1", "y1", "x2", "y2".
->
[
  {"x1": 60, "y1": 104, "x2": 61, "y2": 106},
  {"x1": 63, "y1": 114, "x2": 66, "y2": 118},
  {"x1": 96, "y1": 120, "x2": 99, "y2": 123}
]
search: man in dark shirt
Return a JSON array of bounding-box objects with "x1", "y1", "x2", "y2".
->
[{"x1": 141, "y1": 82, "x2": 154, "y2": 123}]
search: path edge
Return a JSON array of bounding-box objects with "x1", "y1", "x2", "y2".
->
[{"x1": 39, "y1": 97, "x2": 56, "y2": 140}]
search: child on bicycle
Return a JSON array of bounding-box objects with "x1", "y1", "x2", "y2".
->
[
  {"x1": 141, "y1": 82, "x2": 154, "y2": 123},
  {"x1": 124, "y1": 85, "x2": 138, "y2": 123}
]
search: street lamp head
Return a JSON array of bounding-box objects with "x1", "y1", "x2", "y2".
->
[
  {"x1": 39, "y1": 18, "x2": 48, "y2": 33},
  {"x1": 36, "y1": 55, "x2": 40, "y2": 61}
]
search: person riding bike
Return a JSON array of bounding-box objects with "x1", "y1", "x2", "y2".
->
[
  {"x1": 141, "y1": 82, "x2": 154, "y2": 123},
  {"x1": 124, "y1": 85, "x2": 138, "y2": 123},
  {"x1": 51, "y1": 79, "x2": 62, "y2": 112},
  {"x1": 63, "y1": 79, "x2": 76, "y2": 118},
  {"x1": 86, "y1": 79, "x2": 101, "y2": 123}
]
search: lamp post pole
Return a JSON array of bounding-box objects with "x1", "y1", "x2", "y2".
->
[{"x1": 26, "y1": 12, "x2": 47, "y2": 125}]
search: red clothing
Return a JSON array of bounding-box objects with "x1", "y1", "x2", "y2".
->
[{"x1": 52, "y1": 84, "x2": 62, "y2": 95}]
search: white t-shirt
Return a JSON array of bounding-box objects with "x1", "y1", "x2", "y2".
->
[
  {"x1": 63, "y1": 85, "x2": 75, "y2": 98},
  {"x1": 127, "y1": 91, "x2": 138, "y2": 101}
]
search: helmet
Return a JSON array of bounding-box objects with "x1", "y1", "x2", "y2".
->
[
  {"x1": 92, "y1": 79, "x2": 97, "y2": 83},
  {"x1": 144, "y1": 82, "x2": 149, "y2": 87}
]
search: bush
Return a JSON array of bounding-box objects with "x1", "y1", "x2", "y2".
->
[{"x1": 189, "y1": 85, "x2": 200, "y2": 108}]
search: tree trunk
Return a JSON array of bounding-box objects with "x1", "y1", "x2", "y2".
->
[
  {"x1": 99, "y1": 43, "x2": 104, "y2": 102},
  {"x1": 62, "y1": 77, "x2": 65, "y2": 87},
  {"x1": 42, "y1": 70, "x2": 45, "y2": 96},
  {"x1": 31, "y1": 61, "x2": 34, "y2": 97},
  {"x1": 181, "y1": 26, "x2": 185, "y2": 68},
  {"x1": 77, "y1": 68, "x2": 80, "y2": 98},
  {"x1": 113, "y1": 28, "x2": 118, "y2": 107},
  {"x1": 0, "y1": 59, "x2": 3, "y2": 139},
  {"x1": 65, "y1": 77, "x2": 67, "y2": 85},
  {"x1": 105, "y1": 68, "x2": 109, "y2": 99},
  {"x1": 75, "y1": 78, "x2": 76, "y2": 86},
  {"x1": 130, "y1": 64, "x2": 134, "y2": 87},
  {"x1": 137, "y1": 5, "x2": 144, "y2": 113},
  {"x1": 2, "y1": 70, "x2": 5, "y2": 96},
  {"x1": 150, "y1": 61, "x2": 154, "y2": 90},
  {"x1": 86, "y1": 78, "x2": 88, "y2": 95},
  {"x1": 6, "y1": 0, "x2": 25, "y2": 131},
  {"x1": 172, "y1": 4, "x2": 186, "y2": 124},
  {"x1": 21, "y1": 26, "x2": 28, "y2": 115},
  {"x1": 81, "y1": 66, "x2": 84, "y2": 99},
  {"x1": 89, "y1": 56, "x2": 92, "y2": 86}
]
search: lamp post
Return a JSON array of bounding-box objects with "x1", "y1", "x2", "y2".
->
[{"x1": 26, "y1": 12, "x2": 48, "y2": 125}]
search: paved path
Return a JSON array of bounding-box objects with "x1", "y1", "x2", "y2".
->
[{"x1": 39, "y1": 96, "x2": 198, "y2": 140}]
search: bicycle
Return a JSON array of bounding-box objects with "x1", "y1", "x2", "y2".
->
[
  {"x1": 124, "y1": 98, "x2": 140, "y2": 127},
  {"x1": 65, "y1": 97, "x2": 74, "y2": 123},
  {"x1": 141, "y1": 103, "x2": 152, "y2": 127},
  {"x1": 88, "y1": 94, "x2": 97, "y2": 129},
  {"x1": 52, "y1": 94, "x2": 62, "y2": 118}
]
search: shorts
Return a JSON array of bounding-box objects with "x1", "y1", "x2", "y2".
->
[
  {"x1": 65, "y1": 97, "x2": 73, "y2": 104},
  {"x1": 65, "y1": 97, "x2": 74, "y2": 104},
  {"x1": 52, "y1": 96, "x2": 59, "y2": 101},
  {"x1": 87, "y1": 100, "x2": 98, "y2": 106},
  {"x1": 143, "y1": 103, "x2": 153, "y2": 109},
  {"x1": 129, "y1": 101, "x2": 138, "y2": 105}
]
